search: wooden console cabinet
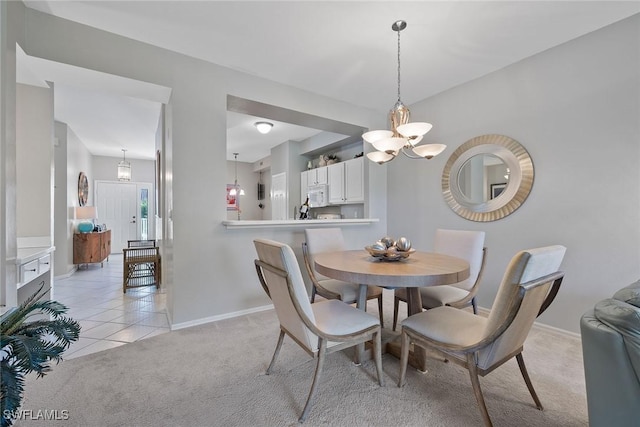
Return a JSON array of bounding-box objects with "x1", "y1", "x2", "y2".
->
[{"x1": 73, "y1": 230, "x2": 111, "y2": 267}]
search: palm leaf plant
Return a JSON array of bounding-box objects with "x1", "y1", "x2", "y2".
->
[{"x1": 1, "y1": 282, "x2": 80, "y2": 427}]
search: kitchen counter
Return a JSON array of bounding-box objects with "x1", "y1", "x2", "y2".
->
[{"x1": 222, "y1": 218, "x2": 379, "y2": 229}]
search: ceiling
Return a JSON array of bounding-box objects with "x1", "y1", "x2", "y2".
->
[{"x1": 19, "y1": 1, "x2": 640, "y2": 162}]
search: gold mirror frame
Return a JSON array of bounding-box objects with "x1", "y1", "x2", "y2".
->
[{"x1": 442, "y1": 134, "x2": 534, "y2": 222}]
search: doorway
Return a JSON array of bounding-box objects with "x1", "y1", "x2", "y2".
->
[{"x1": 95, "y1": 181, "x2": 154, "y2": 253}]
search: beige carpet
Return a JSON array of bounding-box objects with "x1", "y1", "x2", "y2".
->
[{"x1": 17, "y1": 301, "x2": 588, "y2": 426}]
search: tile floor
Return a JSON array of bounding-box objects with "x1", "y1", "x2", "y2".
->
[{"x1": 53, "y1": 253, "x2": 169, "y2": 359}]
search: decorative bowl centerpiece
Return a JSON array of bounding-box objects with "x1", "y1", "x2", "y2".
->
[{"x1": 365, "y1": 236, "x2": 414, "y2": 262}]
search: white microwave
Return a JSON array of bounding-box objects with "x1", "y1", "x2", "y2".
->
[{"x1": 307, "y1": 185, "x2": 328, "y2": 208}]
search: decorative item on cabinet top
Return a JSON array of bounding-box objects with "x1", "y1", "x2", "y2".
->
[
  {"x1": 318, "y1": 154, "x2": 339, "y2": 167},
  {"x1": 75, "y1": 206, "x2": 97, "y2": 233}
]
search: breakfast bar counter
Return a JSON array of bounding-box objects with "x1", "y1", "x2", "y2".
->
[{"x1": 222, "y1": 218, "x2": 379, "y2": 229}]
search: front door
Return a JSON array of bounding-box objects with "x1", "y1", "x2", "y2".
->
[{"x1": 95, "y1": 181, "x2": 138, "y2": 253}]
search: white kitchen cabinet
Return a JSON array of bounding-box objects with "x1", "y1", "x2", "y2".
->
[
  {"x1": 304, "y1": 166, "x2": 328, "y2": 186},
  {"x1": 328, "y1": 163, "x2": 344, "y2": 204},
  {"x1": 301, "y1": 166, "x2": 328, "y2": 203},
  {"x1": 328, "y1": 157, "x2": 364, "y2": 204},
  {"x1": 345, "y1": 157, "x2": 364, "y2": 202}
]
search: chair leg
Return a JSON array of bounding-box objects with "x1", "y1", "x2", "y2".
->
[
  {"x1": 372, "y1": 329, "x2": 385, "y2": 386},
  {"x1": 377, "y1": 294, "x2": 384, "y2": 327},
  {"x1": 310, "y1": 285, "x2": 316, "y2": 303},
  {"x1": 123, "y1": 266, "x2": 127, "y2": 294},
  {"x1": 393, "y1": 296, "x2": 400, "y2": 331},
  {"x1": 266, "y1": 330, "x2": 285, "y2": 375},
  {"x1": 516, "y1": 353, "x2": 543, "y2": 410},
  {"x1": 467, "y1": 353, "x2": 493, "y2": 427},
  {"x1": 472, "y1": 297, "x2": 478, "y2": 314},
  {"x1": 299, "y1": 339, "x2": 327, "y2": 423},
  {"x1": 397, "y1": 330, "x2": 410, "y2": 387}
]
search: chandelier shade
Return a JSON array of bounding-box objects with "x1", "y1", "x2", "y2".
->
[
  {"x1": 412, "y1": 143, "x2": 447, "y2": 159},
  {"x1": 372, "y1": 137, "x2": 406, "y2": 153},
  {"x1": 364, "y1": 20, "x2": 446, "y2": 165}
]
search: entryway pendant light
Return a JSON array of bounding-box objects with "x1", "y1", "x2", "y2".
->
[
  {"x1": 364, "y1": 20, "x2": 446, "y2": 165},
  {"x1": 117, "y1": 149, "x2": 132, "y2": 181},
  {"x1": 229, "y1": 153, "x2": 245, "y2": 197}
]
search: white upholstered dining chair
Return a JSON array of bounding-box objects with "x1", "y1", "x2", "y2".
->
[
  {"x1": 254, "y1": 238, "x2": 384, "y2": 423},
  {"x1": 393, "y1": 229, "x2": 486, "y2": 330},
  {"x1": 303, "y1": 228, "x2": 384, "y2": 323},
  {"x1": 397, "y1": 245, "x2": 566, "y2": 427}
]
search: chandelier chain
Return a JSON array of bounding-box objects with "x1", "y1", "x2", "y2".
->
[
  {"x1": 363, "y1": 20, "x2": 445, "y2": 164},
  {"x1": 397, "y1": 28, "x2": 402, "y2": 102}
]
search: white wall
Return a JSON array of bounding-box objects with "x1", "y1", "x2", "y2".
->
[
  {"x1": 387, "y1": 14, "x2": 640, "y2": 333},
  {"x1": 18, "y1": 7, "x2": 387, "y2": 326},
  {"x1": 16, "y1": 83, "x2": 53, "y2": 238}
]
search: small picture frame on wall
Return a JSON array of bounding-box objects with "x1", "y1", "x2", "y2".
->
[
  {"x1": 491, "y1": 183, "x2": 507, "y2": 199},
  {"x1": 227, "y1": 184, "x2": 238, "y2": 211}
]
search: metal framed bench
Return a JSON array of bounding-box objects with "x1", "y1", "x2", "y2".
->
[{"x1": 123, "y1": 246, "x2": 160, "y2": 293}]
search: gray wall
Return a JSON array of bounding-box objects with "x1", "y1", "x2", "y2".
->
[
  {"x1": 387, "y1": 14, "x2": 640, "y2": 333},
  {"x1": 10, "y1": 4, "x2": 632, "y2": 334},
  {"x1": 15, "y1": 6, "x2": 387, "y2": 327}
]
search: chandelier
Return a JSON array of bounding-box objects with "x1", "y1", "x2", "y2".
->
[
  {"x1": 364, "y1": 20, "x2": 446, "y2": 165},
  {"x1": 117, "y1": 149, "x2": 131, "y2": 181}
]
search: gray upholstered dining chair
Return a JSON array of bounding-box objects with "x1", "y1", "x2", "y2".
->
[
  {"x1": 397, "y1": 245, "x2": 566, "y2": 427},
  {"x1": 303, "y1": 228, "x2": 384, "y2": 323},
  {"x1": 393, "y1": 229, "x2": 486, "y2": 330},
  {"x1": 254, "y1": 238, "x2": 384, "y2": 423}
]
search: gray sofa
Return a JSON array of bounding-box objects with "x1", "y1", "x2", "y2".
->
[{"x1": 580, "y1": 280, "x2": 640, "y2": 427}]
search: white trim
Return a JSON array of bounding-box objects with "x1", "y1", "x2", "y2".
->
[
  {"x1": 477, "y1": 306, "x2": 580, "y2": 339},
  {"x1": 532, "y1": 317, "x2": 581, "y2": 339},
  {"x1": 54, "y1": 266, "x2": 77, "y2": 280},
  {"x1": 170, "y1": 304, "x2": 274, "y2": 331}
]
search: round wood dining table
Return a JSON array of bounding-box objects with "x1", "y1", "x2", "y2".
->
[{"x1": 314, "y1": 250, "x2": 470, "y2": 371}]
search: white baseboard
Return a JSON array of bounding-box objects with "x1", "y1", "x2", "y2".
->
[
  {"x1": 169, "y1": 303, "x2": 580, "y2": 340},
  {"x1": 54, "y1": 266, "x2": 77, "y2": 280},
  {"x1": 170, "y1": 304, "x2": 274, "y2": 331},
  {"x1": 477, "y1": 306, "x2": 580, "y2": 339}
]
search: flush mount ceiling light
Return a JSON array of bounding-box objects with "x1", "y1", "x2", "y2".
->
[
  {"x1": 254, "y1": 121, "x2": 273, "y2": 134},
  {"x1": 117, "y1": 149, "x2": 131, "y2": 181},
  {"x1": 364, "y1": 20, "x2": 446, "y2": 165}
]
